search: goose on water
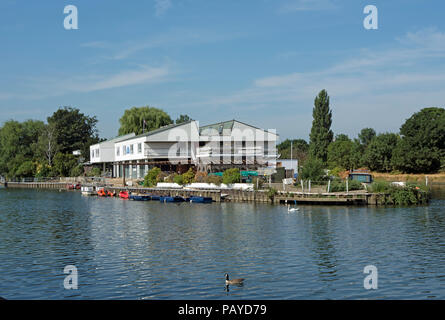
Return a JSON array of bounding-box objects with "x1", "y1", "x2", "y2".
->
[{"x1": 225, "y1": 273, "x2": 244, "y2": 285}]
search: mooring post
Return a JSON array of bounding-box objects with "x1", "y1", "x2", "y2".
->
[{"x1": 327, "y1": 180, "x2": 331, "y2": 193}]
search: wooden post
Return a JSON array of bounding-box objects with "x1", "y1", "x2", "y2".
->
[
  {"x1": 327, "y1": 180, "x2": 331, "y2": 193},
  {"x1": 301, "y1": 179, "x2": 304, "y2": 192},
  {"x1": 309, "y1": 180, "x2": 311, "y2": 193},
  {"x1": 346, "y1": 179, "x2": 349, "y2": 194}
]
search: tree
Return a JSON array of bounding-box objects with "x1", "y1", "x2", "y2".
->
[
  {"x1": 327, "y1": 134, "x2": 354, "y2": 170},
  {"x1": 118, "y1": 106, "x2": 173, "y2": 136},
  {"x1": 277, "y1": 139, "x2": 309, "y2": 162},
  {"x1": 309, "y1": 89, "x2": 334, "y2": 163},
  {"x1": 176, "y1": 114, "x2": 192, "y2": 124},
  {"x1": 36, "y1": 123, "x2": 58, "y2": 166},
  {"x1": 362, "y1": 133, "x2": 400, "y2": 172},
  {"x1": 358, "y1": 128, "x2": 376, "y2": 147},
  {"x1": 222, "y1": 168, "x2": 241, "y2": 184},
  {"x1": 299, "y1": 157, "x2": 326, "y2": 181},
  {"x1": 47, "y1": 107, "x2": 99, "y2": 159},
  {"x1": 52, "y1": 153, "x2": 79, "y2": 177},
  {"x1": 392, "y1": 107, "x2": 445, "y2": 173}
]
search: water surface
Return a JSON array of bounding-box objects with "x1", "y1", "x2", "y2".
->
[{"x1": 0, "y1": 188, "x2": 444, "y2": 299}]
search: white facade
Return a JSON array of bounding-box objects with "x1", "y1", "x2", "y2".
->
[{"x1": 90, "y1": 119, "x2": 279, "y2": 178}]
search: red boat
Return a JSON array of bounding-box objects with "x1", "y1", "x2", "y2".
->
[{"x1": 119, "y1": 191, "x2": 130, "y2": 199}]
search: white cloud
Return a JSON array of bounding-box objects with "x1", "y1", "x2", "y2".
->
[{"x1": 154, "y1": 0, "x2": 172, "y2": 17}]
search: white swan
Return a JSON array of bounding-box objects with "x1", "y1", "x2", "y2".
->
[{"x1": 287, "y1": 204, "x2": 299, "y2": 212}]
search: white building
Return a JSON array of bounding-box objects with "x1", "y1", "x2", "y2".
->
[{"x1": 90, "y1": 119, "x2": 278, "y2": 179}]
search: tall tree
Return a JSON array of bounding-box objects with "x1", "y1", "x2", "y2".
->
[
  {"x1": 358, "y1": 128, "x2": 376, "y2": 147},
  {"x1": 277, "y1": 139, "x2": 309, "y2": 162},
  {"x1": 392, "y1": 107, "x2": 445, "y2": 173},
  {"x1": 327, "y1": 134, "x2": 354, "y2": 170},
  {"x1": 47, "y1": 107, "x2": 99, "y2": 158},
  {"x1": 309, "y1": 89, "x2": 333, "y2": 163},
  {"x1": 118, "y1": 106, "x2": 173, "y2": 136}
]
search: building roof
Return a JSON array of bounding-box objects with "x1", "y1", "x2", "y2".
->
[
  {"x1": 199, "y1": 119, "x2": 278, "y2": 136},
  {"x1": 91, "y1": 133, "x2": 136, "y2": 147},
  {"x1": 118, "y1": 120, "x2": 194, "y2": 142}
]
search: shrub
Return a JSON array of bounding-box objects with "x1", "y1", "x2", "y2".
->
[
  {"x1": 300, "y1": 157, "x2": 326, "y2": 181},
  {"x1": 87, "y1": 167, "x2": 101, "y2": 177},
  {"x1": 252, "y1": 176, "x2": 264, "y2": 190},
  {"x1": 182, "y1": 168, "x2": 195, "y2": 185},
  {"x1": 222, "y1": 168, "x2": 240, "y2": 184},
  {"x1": 144, "y1": 167, "x2": 161, "y2": 187},
  {"x1": 173, "y1": 174, "x2": 184, "y2": 185},
  {"x1": 267, "y1": 187, "x2": 278, "y2": 200},
  {"x1": 70, "y1": 165, "x2": 84, "y2": 177},
  {"x1": 329, "y1": 179, "x2": 364, "y2": 192},
  {"x1": 205, "y1": 175, "x2": 223, "y2": 185},
  {"x1": 156, "y1": 171, "x2": 168, "y2": 183}
]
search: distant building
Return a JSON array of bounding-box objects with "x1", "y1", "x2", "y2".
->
[{"x1": 90, "y1": 119, "x2": 279, "y2": 179}]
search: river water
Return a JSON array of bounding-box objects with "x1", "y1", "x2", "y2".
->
[{"x1": 0, "y1": 188, "x2": 444, "y2": 300}]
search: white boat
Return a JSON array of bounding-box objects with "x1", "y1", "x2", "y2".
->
[{"x1": 81, "y1": 186, "x2": 96, "y2": 196}]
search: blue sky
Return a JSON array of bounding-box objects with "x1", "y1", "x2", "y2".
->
[{"x1": 1, "y1": 0, "x2": 445, "y2": 141}]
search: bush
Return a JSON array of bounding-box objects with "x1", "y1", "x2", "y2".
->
[
  {"x1": 173, "y1": 174, "x2": 184, "y2": 185},
  {"x1": 87, "y1": 167, "x2": 101, "y2": 177},
  {"x1": 182, "y1": 168, "x2": 195, "y2": 185},
  {"x1": 252, "y1": 176, "x2": 264, "y2": 190},
  {"x1": 70, "y1": 165, "x2": 84, "y2": 177},
  {"x1": 300, "y1": 157, "x2": 326, "y2": 181},
  {"x1": 205, "y1": 175, "x2": 223, "y2": 185},
  {"x1": 15, "y1": 160, "x2": 36, "y2": 178},
  {"x1": 222, "y1": 168, "x2": 240, "y2": 184},
  {"x1": 267, "y1": 187, "x2": 278, "y2": 200},
  {"x1": 329, "y1": 179, "x2": 364, "y2": 192},
  {"x1": 156, "y1": 171, "x2": 168, "y2": 183},
  {"x1": 144, "y1": 167, "x2": 161, "y2": 187},
  {"x1": 53, "y1": 153, "x2": 78, "y2": 177}
]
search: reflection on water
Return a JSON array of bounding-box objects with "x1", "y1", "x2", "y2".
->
[{"x1": 0, "y1": 189, "x2": 444, "y2": 299}]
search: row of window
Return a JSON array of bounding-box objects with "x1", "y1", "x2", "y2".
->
[{"x1": 116, "y1": 143, "x2": 143, "y2": 156}]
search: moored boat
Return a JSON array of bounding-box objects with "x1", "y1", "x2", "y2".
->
[
  {"x1": 130, "y1": 194, "x2": 151, "y2": 201},
  {"x1": 119, "y1": 191, "x2": 130, "y2": 199},
  {"x1": 189, "y1": 196, "x2": 213, "y2": 203},
  {"x1": 159, "y1": 196, "x2": 186, "y2": 203},
  {"x1": 81, "y1": 186, "x2": 96, "y2": 196}
]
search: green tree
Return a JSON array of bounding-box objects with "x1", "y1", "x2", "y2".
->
[
  {"x1": 175, "y1": 114, "x2": 192, "y2": 124},
  {"x1": 52, "y1": 153, "x2": 79, "y2": 177},
  {"x1": 309, "y1": 90, "x2": 334, "y2": 163},
  {"x1": 392, "y1": 107, "x2": 445, "y2": 173},
  {"x1": 362, "y1": 133, "x2": 400, "y2": 172},
  {"x1": 299, "y1": 157, "x2": 326, "y2": 181},
  {"x1": 118, "y1": 106, "x2": 173, "y2": 136},
  {"x1": 358, "y1": 128, "x2": 376, "y2": 147},
  {"x1": 47, "y1": 107, "x2": 99, "y2": 160},
  {"x1": 327, "y1": 134, "x2": 354, "y2": 170},
  {"x1": 222, "y1": 168, "x2": 241, "y2": 184},
  {"x1": 277, "y1": 139, "x2": 309, "y2": 162}
]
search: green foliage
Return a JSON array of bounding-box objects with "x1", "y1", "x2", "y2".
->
[
  {"x1": 300, "y1": 157, "x2": 326, "y2": 181},
  {"x1": 175, "y1": 114, "x2": 192, "y2": 124},
  {"x1": 47, "y1": 107, "x2": 99, "y2": 159},
  {"x1": 222, "y1": 168, "x2": 241, "y2": 184},
  {"x1": 277, "y1": 139, "x2": 309, "y2": 161},
  {"x1": 391, "y1": 107, "x2": 445, "y2": 173},
  {"x1": 87, "y1": 167, "x2": 101, "y2": 177},
  {"x1": 15, "y1": 161, "x2": 36, "y2": 178},
  {"x1": 358, "y1": 128, "x2": 376, "y2": 146},
  {"x1": 205, "y1": 175, "x2": 223, "y2": 185},
  {"x1": 144, "y1": 167, "x2": 161, "y2": 187},
  {"x1": 267, "y1": 187, "x2": 278, "y2": 200},
  {"x1": 70, "y1": 165, "x2": 84, "y2": 177},
  {"x1": 309, "y1": 89, "x2": 334, "y2": 163},
  {"x1": 362, "y1": 133, "x2": 399, "y2": 172},
  {"x1": 53, "y1": 153, "x2": 79, "y2": 177},
  {"x1": 369, "y1": 181, "x2": 425, "y2": 205},
  {"x1": 327, "y1": 134, "x2": 354, "y2": 170},
  {"x1": 182, "y1": 168, "x2": 195, "y2": 185},
  {"x1": 173, "y1": 174, "x2": 184, "y2": 185},
  {"x1": 118, "y1": 106, "x2": 173, "y2": 136},
  {"x1": 330, "y1": 179, "x2": 364, "y2": 192},
  {"x1": 252, "y1": 176, "x2": 265, "y2": 190}
]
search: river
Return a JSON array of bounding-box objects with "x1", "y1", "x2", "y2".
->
[{"x1": 0, "y1": 188, "x2": 444, "y2": 299}]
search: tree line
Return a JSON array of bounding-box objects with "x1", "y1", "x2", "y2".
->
[
  {"x1": 0, "y1": 105, "x2": 192, "y2": 179},
  {"x1": 278, "y1": 90, "x2": 445, "y2": 179}
]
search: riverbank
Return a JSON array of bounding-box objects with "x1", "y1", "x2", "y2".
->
[{"x1": 1, "y1": 181, "x2": 431, "y2": 206}]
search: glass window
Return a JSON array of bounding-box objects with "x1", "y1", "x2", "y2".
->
[
  {"x1": 116, "y1": 147, "x2": 120, "y2": 156},
  {"x1": 130, "y1": 145, "x2": 134, "y2": 154},
  {"x1": 123, "y1": 146, "x2": 126, "y2": 155},
  {"x1": 138, "y1": 143, "x2": 142, "y2": 153}
]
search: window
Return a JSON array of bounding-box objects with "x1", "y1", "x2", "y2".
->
[
  {"x1": 123, "y1": 145, "x2": 126, "y2": 155},
  {"x1": 116, "y1": 147, "x2": 120, "y2": 156},
  {"x1": 138, "y1": 143, "x2": 142, "y2": 153},
  {"x1": 91, "y1": 150, "x2": 94, "y2": 158},
  {"x1": 130, "y1": 145, "x2": 134, "y2": 154},
  {"x1": 95, "y1": 149, "x2": 99, "y2": 157}
]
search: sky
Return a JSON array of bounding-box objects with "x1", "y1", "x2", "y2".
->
[{"x1": 1, "y1": 0, "x2": 444, "y2": 141}]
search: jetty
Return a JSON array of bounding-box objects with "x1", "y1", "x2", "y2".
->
[{"x1": 0, "y1": 181, "x2": 430, "y2": 205}]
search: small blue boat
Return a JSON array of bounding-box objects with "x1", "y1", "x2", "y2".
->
[
  {"x1": 159, "y1": 196, "x2": 186, "y2": 203},
  {"x1": 189, "y1": 196, "x2": 213, "y2": 203},
  {"x1": 130, "y1": 194, "x2": 151, "y2": 201},
  {"x1": 150, "y1": 195, "x2": 160, "y2": 201}
]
